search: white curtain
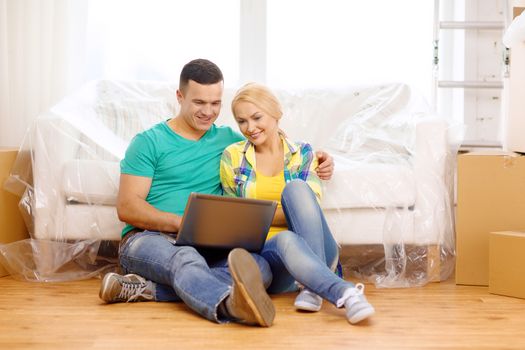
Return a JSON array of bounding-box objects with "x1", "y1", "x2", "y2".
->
[{"x1": 0, "y1": 0, "x2": 88, "y2": 148}]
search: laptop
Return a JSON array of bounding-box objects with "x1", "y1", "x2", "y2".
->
[{"x1": 174, "y1": 193, "x2": 278, "y2": 252}]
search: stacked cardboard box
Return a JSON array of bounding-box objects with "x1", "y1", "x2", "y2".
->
[
  {"x1": 485, "y1": 6, "x2": 525, "y2": 298},
  {"x1": 489, "y1": 231, "x2": 525, "y2": 299},
  {"x1": 456, "y1": 151, "x2": 525, "y2": 286},
  {"x1": 0, "y1": 149, "x2": 29, "y2": 277}
]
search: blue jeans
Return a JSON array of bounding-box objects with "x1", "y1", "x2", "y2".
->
[
  {"x1": 262, "y1": 180, "x2": 353, "y2": 305},
  {"x1": 118, "y1": 230, "x2": 272, "y2": 323}
]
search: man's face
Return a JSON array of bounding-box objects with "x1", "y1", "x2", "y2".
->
[{"x1": 177, "y1": 80, "x2": 223, "y2": 132}]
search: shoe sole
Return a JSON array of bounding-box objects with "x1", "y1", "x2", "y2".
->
[
  {"x1": 228, "y1": 248, "x2": 275, "y2": 327},
  {"x1": 348, "y1": 306, "x2": 375, "y2": 324},
  {"x1": 294, "y1": 300, "x2": 322, "y2": 312},
  {"x1": 99, "y1": 272, "x2": 118, "y2": 303}
]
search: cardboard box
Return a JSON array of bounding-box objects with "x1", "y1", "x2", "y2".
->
[
  {"x1": 0, "y1": 149, "x2": 29, "y2": 277},
  {"x1": 489, "y1": 231, "x2": 525, "y2": 299},
  {"x1": 456, "y1": 151, "x2": 525, "y2": 286}
]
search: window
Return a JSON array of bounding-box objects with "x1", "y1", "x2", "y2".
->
[
  {"x1": 266, "y1": 0, "x2": 434, "y2": 102},
  {"x1": 86, "y1": 0, "x2": 240, "y2": 86},
  {"x1": 86, "y1": 0, "x2": 434, "y2": 101}
]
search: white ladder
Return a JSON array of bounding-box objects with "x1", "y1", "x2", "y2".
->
[{"x1": 431, "y1": 0, "x2": 511, "y2": 148}]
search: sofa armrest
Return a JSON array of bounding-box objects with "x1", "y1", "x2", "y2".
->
[
  {"x1": 32, "y1": 116, "x2": 83, "y2": 240},
  {"x1": 413, "y1": 119, "x2": 447, "y2": 179},
  {"x1": 412, "y1": 118, "x2": 451, "y2": 245}
]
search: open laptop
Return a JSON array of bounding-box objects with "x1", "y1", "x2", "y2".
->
[{"x1": 174, "y1": 193, "x2": 278, "y2": 252}]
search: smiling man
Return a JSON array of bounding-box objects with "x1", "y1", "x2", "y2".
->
[{"x1": 98, "y1": 59, "x2": 333, "y2": 327}]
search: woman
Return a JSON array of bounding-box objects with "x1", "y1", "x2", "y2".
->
[{"x1": 220, "y1": 83, "x2": 375, "y2": 324}]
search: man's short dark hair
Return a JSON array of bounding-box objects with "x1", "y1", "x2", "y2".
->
[{"x1": 179, "y1": 59, "x2": 224, "y2": 92}]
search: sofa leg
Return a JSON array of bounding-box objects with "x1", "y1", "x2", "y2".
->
[{"x1": 427, "y1": 244, "x2": 441, "y2": 282}]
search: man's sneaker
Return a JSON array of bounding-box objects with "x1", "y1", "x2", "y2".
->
[
  {"x1": 294, "y1": 288, "x2": 323, "y2": 312},
  {"x1": 226, "y1": 248, "x2": 275, "y2": 327},
  {"x1": 99, "y1": 272, "x2": 155, "y2": 303},
  {"x1": 336, "y1": 283, "x2": 375, "y2": 324}
]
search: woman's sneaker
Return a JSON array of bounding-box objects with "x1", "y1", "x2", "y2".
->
[
  {"x1": 294, "y1": 288, "x2": 323, "y2": 312},
  {"x1": 336, "y1": 283, "x2": 375, "y2": 324}
]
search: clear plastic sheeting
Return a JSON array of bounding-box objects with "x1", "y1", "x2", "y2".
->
[
  {"x1": 1, "y1": 80, "x2": 457, "y2": 287},
  {"x1": 1, "y1": 80, "x2": 177, "y2": 281},
  {"x1": 224, "y1": 83, "x2": 457, "y2": 288},
  {"x1": 318, "y1": 88, "x2": 455, "y2": 288}
]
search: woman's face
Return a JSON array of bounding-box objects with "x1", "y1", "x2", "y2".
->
[{"x1": 233, "y1": 101, "x2": 279, "y2": 146}]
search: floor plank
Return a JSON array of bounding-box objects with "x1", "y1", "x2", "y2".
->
[{"x1": 1, "y1": 276, "x2": 524, "y2": 349}]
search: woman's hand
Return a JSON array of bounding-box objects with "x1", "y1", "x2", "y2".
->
[{"x1": 315, "y1": 151, "x2": 335, "y2": 180}]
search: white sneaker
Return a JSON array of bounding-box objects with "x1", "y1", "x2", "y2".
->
[
  {"x1": 294, "y1": 288, "x2": 323, "y2": 312},
  {"x1": 336, "y1": 283, "x2": 375, "y2": 324}
]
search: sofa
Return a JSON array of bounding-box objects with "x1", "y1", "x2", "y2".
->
[{"x1": 3, "y1": 80, "x2": 455, "y2": 286}]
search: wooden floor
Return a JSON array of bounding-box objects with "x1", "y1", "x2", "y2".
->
[{"x1": 1, "y1": 276, "x2": 524, "y2": 349}]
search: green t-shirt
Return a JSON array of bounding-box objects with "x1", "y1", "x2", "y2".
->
[{"x1": 120, "y1": 121, "x2": 243, "y2": 236}]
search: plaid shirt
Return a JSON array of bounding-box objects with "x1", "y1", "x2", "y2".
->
[{"x1": 220, "y1": 135, "x2": 322, "y2": 202}]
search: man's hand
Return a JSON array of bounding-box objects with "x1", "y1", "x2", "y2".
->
[{"x1": 315, "y1": 151, "x2": 334, "y2": 180}]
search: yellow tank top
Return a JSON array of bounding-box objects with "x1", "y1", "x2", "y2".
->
[{"x1": 255, "y1": 171, "x2": 288, "y2": 240}]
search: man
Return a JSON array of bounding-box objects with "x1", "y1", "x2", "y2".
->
[{"x1": 98, "y1": 59, "x2": 334, "y2": 327}]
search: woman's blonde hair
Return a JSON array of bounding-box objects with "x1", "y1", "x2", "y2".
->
[{"x1": 231, "y1": 83, "x2": 283, "y2": 121}]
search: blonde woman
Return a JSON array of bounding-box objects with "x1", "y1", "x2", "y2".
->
[{"x1": 220, "y1": 83, "x2": 375, "y2": 324}]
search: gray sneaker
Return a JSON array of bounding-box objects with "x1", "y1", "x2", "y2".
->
[
  {"x1": 99, "y1": 272, "x2": 155, "y2": 303},
  {"x1": 336, "y1": 283, "x2": 375, "y2": 324},
  {"x1": 294, "y1": 288, "x2": 323, "y2": 312},
  {"x1": 226, "y1": 248, "x2": 275, "y2": 327}
]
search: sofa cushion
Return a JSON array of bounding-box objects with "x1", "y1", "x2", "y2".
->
[
  {"x1": 94, "y1": 80, "x2": 177, "y2": 142},
  {"x1": 326, "y1": 84, "x2": 416, "y2": 157},
  {"x1": 322, "y1": 155, "x2": 416, "y2": 210},
  {"x1": 75, "y1": 80, "x2": 178, "y2": 161},
  {"x1": 324, "y1": 207, "x2": 416, "y2": 245},
  {"x1": 94, "y1": 99, "x2": 174, "y2": 142},
  {"x1": 63, "y1": 204, "x2": 124, "y2": 240},
  {"x1": 62, "y1": 159, "x2": 120, "y2": 205}
]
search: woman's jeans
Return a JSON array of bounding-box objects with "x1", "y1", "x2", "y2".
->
[
  {"x1": 118, "y1": 231, "x2": 272, "y2": 323},
  {"x1": 262, "y1": 180, "x2": 353, "y2": 305}
]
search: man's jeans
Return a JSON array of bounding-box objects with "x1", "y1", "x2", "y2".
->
[
  {"x1": 262, "y1": 180, "x2": 353, "y2": 305},
  {"x1": 118, "y1": 231, "x2": 272, "y2": 323}
]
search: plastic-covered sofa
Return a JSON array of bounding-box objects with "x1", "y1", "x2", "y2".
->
[{"x1": 1, "y1": 80, "x2": 456, "y2": 286}]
